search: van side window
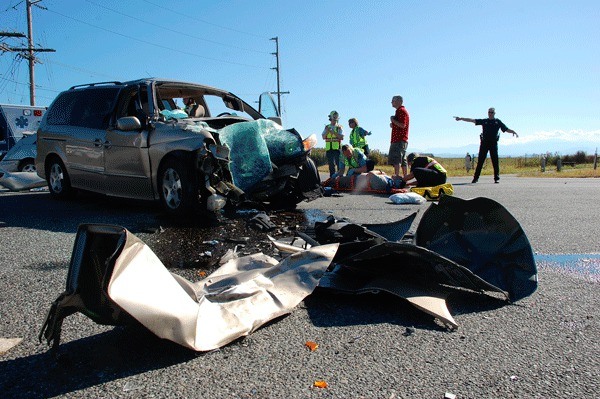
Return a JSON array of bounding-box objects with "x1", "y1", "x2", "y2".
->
[
  {"x1": 46, "y1": 92, "x2": 77, "y2": 125},
  {"x1": 115, "y1": 86, "x2": 149, "y2": 128},
  {"x1": 72, "y1": 88, "x2": 119, "y2": 129},
  {"x1": 46, "y1": 88, "x2": 119, "y2": 129}
]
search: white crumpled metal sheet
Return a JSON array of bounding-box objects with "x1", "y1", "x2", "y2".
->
[
  {"x1": 107, "y1": 230, "x2": 338, "y2": 351},
  {"x1": 0, "y1": 169, "x2": 46, "y2": 191}
]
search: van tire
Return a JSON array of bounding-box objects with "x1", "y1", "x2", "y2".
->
[
  {"x1": 46, "y1": 157, "x2": 75, "y2": 199},
  {"x1": 158, "y1": 158, "x2": 198, "y2": 215},
  {"x1": 297, "y1": 157, "x2": 321, "y2": 192}
]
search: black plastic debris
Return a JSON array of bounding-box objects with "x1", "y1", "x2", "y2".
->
[
  {"x1": 299, "y1": 196, "x2": 537, "y2": 327},
  {"x1": 363, "y1": 212, "x2": 418, "y2": 243},
  {"x1": 247, "y1": 212, "x2": 277, "y2": 231},
  {"x1": 322, "y1": 187, "x2": 341, "y2": 197},
  {"x1": 39, "y1": 225, "x2": 140, "y2": 351},
  {"x1": 314, "y1": 215, "x2": 387, "y2": 244},
  {"x1": 416, "y1": 196, "x2": 538, "y2": 302}
]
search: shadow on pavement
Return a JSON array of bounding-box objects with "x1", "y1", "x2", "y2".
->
[
  {"x1": 0, "y1": 191, "x2": 215, "y2": 235},
  {"x1": 306, "y1": 288, "x2": 507, "y2": 331},
  {"x1": 0, "y1": 327, "x2": 196, "y2": 398}
]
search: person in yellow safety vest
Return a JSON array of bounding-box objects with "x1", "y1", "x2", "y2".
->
[
  {"x1": 348, "y1": 118, "x2": 372, "y2": 155},
  {"x1": 331, "y1": 144, "x2": 375, "y2": 178},
  {"x1": 322, "y1": 110, "x2": 344, "y2": 177},
  {"x1": 403, "y1": 152, "x2": 447, "y2": 187}
]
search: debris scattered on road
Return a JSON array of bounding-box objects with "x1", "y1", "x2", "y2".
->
[
  {"x1": 37, "y1": 195, "x2": 537, "y2": 355},
  {"x1": 402, "y1": 327, "x2": 415, "y2": 337},
  {"x1": 313, "y1": 380, "x2": 328, "y2": 389},
  {"x1": 0, "y1": 170, "x2": 46, "y2": 191},
  {"x1": 247, "y1": 212, "x2": 276, "y2": 231},
  {"x1": 0, "y1": 337, "x2": 23, "y2": 355},
  {"x1": 305, "y1": 341, "x2": 319, "y2": 351}
]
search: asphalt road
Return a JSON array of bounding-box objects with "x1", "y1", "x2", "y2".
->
[{"x1": 1, "y1": 176, "x2": 598, "y2": 398}]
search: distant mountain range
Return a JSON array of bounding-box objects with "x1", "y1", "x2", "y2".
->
[{"x1": 418, "y1": 139, "x2": 599, "y2": 158}]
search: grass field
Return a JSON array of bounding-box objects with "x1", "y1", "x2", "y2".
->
[{"x1": 312, "y1": 148, "x2": 599, "y2": 178}]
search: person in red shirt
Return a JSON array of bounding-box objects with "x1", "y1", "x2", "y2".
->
[{"x1": 389, "y1": 95, "x2": 409, "y2": 178}]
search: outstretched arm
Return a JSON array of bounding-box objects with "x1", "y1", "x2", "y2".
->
[
  {"x1": 505, "y1": 128, "x2": 519, "y2": 138},
  {"x1": 454, "y1": 116, "x2": 476, "y2": 123}
]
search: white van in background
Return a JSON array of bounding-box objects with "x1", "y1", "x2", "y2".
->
[{"x1": 0, "y1": 104, "x2": 46, "y2": 163}]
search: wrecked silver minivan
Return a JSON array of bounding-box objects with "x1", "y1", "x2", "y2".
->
[{"x1": 36, "y1": 79, "x2": 320, "y2": 214}]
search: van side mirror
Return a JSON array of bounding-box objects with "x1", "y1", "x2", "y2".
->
[{"x1": 116, "y1": 116, "x2": 142, "y2": 131}]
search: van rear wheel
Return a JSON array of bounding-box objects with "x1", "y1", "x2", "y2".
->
[{"x1": 46, "y1": 157, "x2": 75, "y2": 198}]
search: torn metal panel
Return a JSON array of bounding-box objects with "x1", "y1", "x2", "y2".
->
[
  {"x1": 40, "y1": 224, "x2": 338, "y2": 352},
  {"x1": 416, "y1": 195, "x2": 538, "y2": 301},
  {"x1": 0, "y1": 169, "x2": 46, "y2": 191}
]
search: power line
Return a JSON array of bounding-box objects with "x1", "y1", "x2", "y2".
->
[
  {"x1": 44, "y1": 59, "x2": 117, "y2": 80},
  {"x1": 3, "y1": 0, "x2": 24, "y2": 13},
  {"x1": 1, "y1": 2, "x2": 55, "y2": 106},
  {"x1": 85, "y1": 0, "x2": 269, "y2": 55},
  {"x1": 44, "y1": 7, "x2": 269, "y2": 70},
  {"x1": 141, "y1": 0, "x2": 268, "y2": 40},
  {"x1": 0, "y1": 75, "x2": 61, "y2": 93}
]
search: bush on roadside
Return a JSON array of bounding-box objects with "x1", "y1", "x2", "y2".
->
[{"x1": 310, "y1": 148, "x2": 327, "y2": 167}]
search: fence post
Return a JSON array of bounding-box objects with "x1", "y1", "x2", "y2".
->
[
  {"x1": 556, "y1": 158, "x2": 562, "y2": 172},
  {"x1": 541, "y1": 156, "x2": 546, "y2": 172}
]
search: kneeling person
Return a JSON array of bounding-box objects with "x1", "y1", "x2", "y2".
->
[
  {"x1": 404, "y1": 153, "x2": 447, "y2": 187},
  {"x1": 333, "y1": 144, "x2": 375, "y2": 178}
]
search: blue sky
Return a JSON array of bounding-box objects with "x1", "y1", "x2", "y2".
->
[{"x1": 1, "y1": 0, "x2": 599, "y2": 155}]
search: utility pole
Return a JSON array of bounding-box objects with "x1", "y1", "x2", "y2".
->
[
  {"x1": 26, "y1": 0, "x2": 37, "y2": 106},
  {"x1": 269, "y1": 36, "x2": 289, "y2": 116},
  {"x1": 0, "y1": 1, "x2": 54, "y2": 105}
]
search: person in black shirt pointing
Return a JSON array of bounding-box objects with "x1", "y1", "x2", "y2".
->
[{"x1": 455, "y1": 108, "x2": 518, "y2": 183}]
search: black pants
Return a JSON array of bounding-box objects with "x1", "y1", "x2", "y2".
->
[
  {"x1": 413, "y1": 168, "x2": 446, "y2": 187},
  {"x1": 326, "y1": 149, "x2": 340, "y2": 177},
  {"x1": 474, "y1": 140, "x2": 500, "y2": 181}
]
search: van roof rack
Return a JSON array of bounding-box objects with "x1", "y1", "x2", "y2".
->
[{"x1": 69, "y1": 81, "x2": 123, "y2": 90}]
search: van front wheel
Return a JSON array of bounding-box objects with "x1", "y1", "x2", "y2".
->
[{"x1": 158, "y1": 158, "x2": 198, "y2": 215}]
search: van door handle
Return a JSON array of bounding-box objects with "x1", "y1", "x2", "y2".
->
[
  {"x1": 93, "y1": 138, "x2": 103, "y2": 147},
  {"x1": 103, "y1": 140, "x2": 112, "y2": 149}
]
